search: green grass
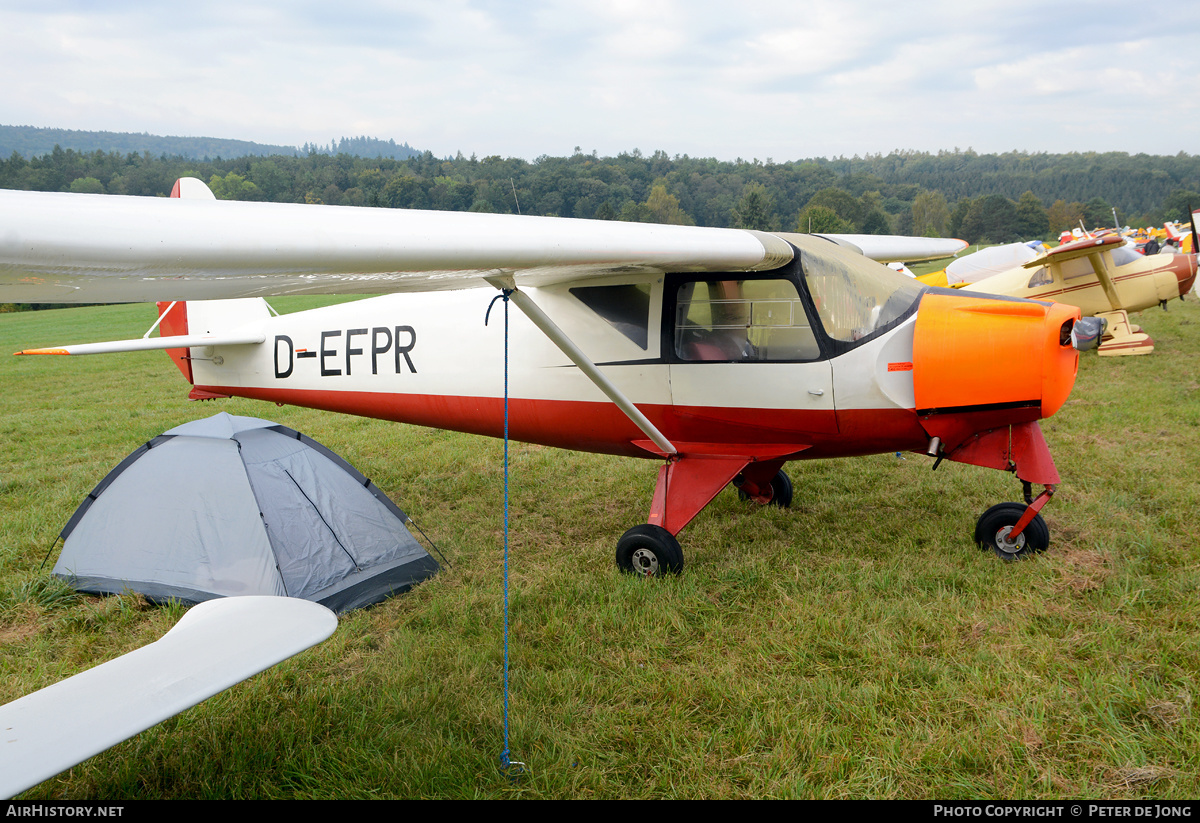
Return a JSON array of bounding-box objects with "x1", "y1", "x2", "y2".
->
[{"x1": 2, "y1": 296, "x2": 1199, "y2": 799}]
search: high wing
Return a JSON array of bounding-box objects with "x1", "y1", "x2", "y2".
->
[
  {"x1": 1020, "y1": 233, "x2": 1124, "y2": 268},
  {"x1": 0, "y1": 190, "x2": 789, "y2": 304},
  {"x1": 1023, "y1": 233, "x2": 1125, "y2": 309},
  {"x1": 1, "y1": 190, "x2": 964, "y2": 304},
  {"x1": 0, "y1": 596, "x2": 337, "y2": 799},
  {"x1": 810, "y1": 233, "x2": 967, "y2": 263}
]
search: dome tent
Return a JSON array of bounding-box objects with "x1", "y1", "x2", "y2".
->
[{"x1": 53, "y1": 413, "x2": 438, "y2": 614}]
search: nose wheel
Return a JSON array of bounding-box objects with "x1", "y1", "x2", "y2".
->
[
  {"x1": 975, "y1": 502, "x2": 1050, "y2": 561},
  {"x1": 616, "y1": 524, "x2": 684, "y2": 576}
]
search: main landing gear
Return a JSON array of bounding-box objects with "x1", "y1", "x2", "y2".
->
[
  {"x1": 615, "y1": 469, "x2": 794, "y2": 577},
  {"x1": 736, "y1": 469, "x2": 794, "y2": 507},
  {"x1": 974, "y1": 485, "x2": 1054, "y2": 561}
]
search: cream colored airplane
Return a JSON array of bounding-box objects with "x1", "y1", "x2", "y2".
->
[{"x1": 962, "y1": 231, "x2": 1197, "y2": 356}]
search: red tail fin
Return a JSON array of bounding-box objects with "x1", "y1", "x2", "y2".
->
[
  {"x1": 169, "y1": 177, "x2": 217, "y2": 200},
  {"x1": 156, "y1": 301, "x2": 193, "y2": 383}
]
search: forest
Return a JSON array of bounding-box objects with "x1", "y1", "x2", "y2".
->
[{"x1": 2, "y1": 142, "x2": 1198, "y2": 246}]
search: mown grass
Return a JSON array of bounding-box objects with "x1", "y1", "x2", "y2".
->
[{"x1": 1, "y1": 295, "x2": 1198, "y2": 799}]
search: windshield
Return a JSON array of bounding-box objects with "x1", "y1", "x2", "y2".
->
[
  {"x1": 1109, "y1": 245, "x2": 1142, "y2": 268},
  {"x1": 790, "y1": 235, "x2": 925, "y2": 343}
]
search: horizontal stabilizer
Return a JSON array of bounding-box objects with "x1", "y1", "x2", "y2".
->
[
  {"x1": 0, "y1": 596, "x2": 337, "y2": 798},
  {"x1": 16, "y1": 329, "x2": 266, "y2": 356}
]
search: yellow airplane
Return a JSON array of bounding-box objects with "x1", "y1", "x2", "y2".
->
[
  {"x1": 1164, "y1": 219, "x2": 1196, "y2": 254},
  {"x1": 962, "y1": 231, "x2": 1197, "y2": 355}
]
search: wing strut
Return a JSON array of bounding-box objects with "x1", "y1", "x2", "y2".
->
[
  {"x1": 1086, "y1": 251, "x2": 1124, "y2": 311},
  {"x1": 485, "y1": 275, "x2": 677, "y2": 456}
]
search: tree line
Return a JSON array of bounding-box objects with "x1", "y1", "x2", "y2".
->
[{"x1": 2, "y1": 145, "x2": 1197, "y2": 246}]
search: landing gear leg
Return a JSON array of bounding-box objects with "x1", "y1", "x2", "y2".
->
[{"x1": 626, "y1": 454, "x2": 755, "y2": 576}]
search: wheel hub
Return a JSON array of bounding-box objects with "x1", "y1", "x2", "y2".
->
[
  {"x1": 631, "y1": 547, "x2": 660, "y2": 576},
  {"x1": 994, "y1": 525, "x2": 1026, "y2": 555}
]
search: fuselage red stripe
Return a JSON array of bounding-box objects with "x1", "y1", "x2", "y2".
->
[{"x1": 196, "y1": 384, "x2": 932, "y2": 460}]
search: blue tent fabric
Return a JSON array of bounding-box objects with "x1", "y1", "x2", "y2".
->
[{"x1": 54, "y1": 413, "x2": 438, "y2": 613}]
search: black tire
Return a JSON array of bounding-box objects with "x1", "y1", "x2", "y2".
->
[
  {"x1": 769, "y1": 470, "x2": 793, "y2": 508},
  {"x1": 737, "y1": 470, "x2": 793, "y2": 507},
  {"x1": 974, "y1": 502, "x2": 1049, "y2": 561},
  {"x1": 616, "y1": 524, "x2": 684, "y2": 576}
]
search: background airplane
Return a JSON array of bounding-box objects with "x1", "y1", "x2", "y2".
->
[
  {"x1": 962, "y1": 231, "x2": 1197, "y2": 355},
  {"x1": 1163, "y1": 214, "x2": 1198, "y2": 255},
  {"x1": 916, "y1": 241, "x2": 1047, "y2": 288}
]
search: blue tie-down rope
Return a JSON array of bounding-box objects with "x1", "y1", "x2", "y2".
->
[{"x1": 486, "y1": 290, "x2": 526, "y2": 780}]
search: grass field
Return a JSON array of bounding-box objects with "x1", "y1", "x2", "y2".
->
[{"x1": 1, "y1": 293, "x2": 1198, "y2": 799}]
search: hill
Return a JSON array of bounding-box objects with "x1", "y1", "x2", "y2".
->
[{"x1": 0, "y1": 125, "x2": 421, "y2": 162}]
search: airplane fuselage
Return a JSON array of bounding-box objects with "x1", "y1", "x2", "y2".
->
[
  {"x1": 166, "y1": 233, "x2": 1081, "y2": 491},
  {"x1": 180, "y1": 284, "x2": 929, "y2": 462}
]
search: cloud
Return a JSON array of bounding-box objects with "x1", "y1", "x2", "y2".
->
[{"x1": 1, "y1": 0, "x2": 1197, "y2": 160}]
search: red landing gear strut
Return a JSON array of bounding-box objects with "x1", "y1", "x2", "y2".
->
[{"x1": 930, "y1": 421, "x2": 1061, "y2": 561}]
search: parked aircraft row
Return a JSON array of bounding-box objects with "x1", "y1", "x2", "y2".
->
[{"x1": 916, "y1": 211, "x2": 1198, "y2": 356}]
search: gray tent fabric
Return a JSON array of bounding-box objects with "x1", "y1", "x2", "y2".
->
[{"x1": 53, "y1": 413, "x2": 438, "y2": 613}]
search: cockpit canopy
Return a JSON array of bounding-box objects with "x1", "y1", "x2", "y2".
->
[
  {"x1": 791, "y1": 235, "x2": 926, "y2": 344},
  {"x1": 672, "y1": 236, "x2": 926, "y2": 362}
]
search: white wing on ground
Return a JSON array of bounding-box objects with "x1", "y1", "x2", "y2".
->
[{"x1": 0, "y1": 596, "x2": 338, "y2": 799}]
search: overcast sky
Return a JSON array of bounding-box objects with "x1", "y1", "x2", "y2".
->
[{"x1": 3, "y1": 0, "x2": 1197, "y2": 161}]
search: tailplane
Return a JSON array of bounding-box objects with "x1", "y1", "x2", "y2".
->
[{"x1": 17, "y1": 297, "x2": 271, "y2": 398}]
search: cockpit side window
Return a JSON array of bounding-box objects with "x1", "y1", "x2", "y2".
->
[
  {"x1": 674, "y1": 277, "x2": 821, "y2": 361},
  {"x1": 570, "y1": 283, "x2": 652, "y2": 349},
  {"x1": 1060, "y1": 256, "x2": 1093, "y2": 281},
  {"x1": 666, "y1": 237, "x2": 926, "y2": 363},
  {"x1": 1027, "y1": 267, "x2": 1053, "y2": 288}
]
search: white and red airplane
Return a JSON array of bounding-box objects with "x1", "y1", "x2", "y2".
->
[{"x1": 1, "y1": 181, "x2": 1098, "y2": 569}]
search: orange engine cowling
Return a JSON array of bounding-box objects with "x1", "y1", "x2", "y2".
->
[{"x1": 911, "y1": 292, "x2": 1081, "y2": 484}]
